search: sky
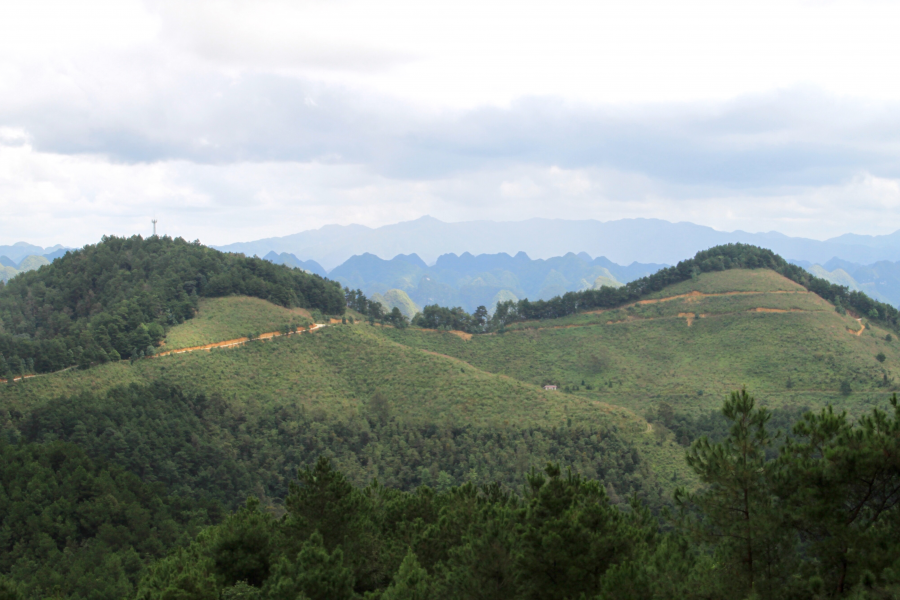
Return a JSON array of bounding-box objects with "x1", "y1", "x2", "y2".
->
[{"x1": 2, "y1": 0, "x2": 900, "y2": 248}]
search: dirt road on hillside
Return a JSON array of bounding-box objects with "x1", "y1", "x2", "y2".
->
[{"x1": 156, "y1": 323, "x2": 328, "y2": 357}]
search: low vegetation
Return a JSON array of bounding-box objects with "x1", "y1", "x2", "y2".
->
[
  {"x1": 162, "y1": 297, "x2": 312, "y2": 350},
  {"x1": 383, "y1": 269, "x2": 898, "y2": 418}
]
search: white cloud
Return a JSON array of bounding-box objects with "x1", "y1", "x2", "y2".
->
[
  {"x1": 5, "y1": 134, "x2": 900, "y2": 247},
  {"x1": 3, "y1": 0, "x2": 900, "y2": 248}
]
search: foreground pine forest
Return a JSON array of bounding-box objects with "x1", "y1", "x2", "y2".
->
[
  {"x1": 2, "y1": 237, "x2": 900, "y2": 599},
  {"x1": 125, "y1": 390, "x2": 900, "y2": 600}
]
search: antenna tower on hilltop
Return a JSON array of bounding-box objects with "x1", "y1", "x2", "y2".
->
[{"x1": 152, "y1": 219, "x2": 158, "y2": 237}]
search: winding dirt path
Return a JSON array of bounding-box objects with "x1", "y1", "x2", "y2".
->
[
  {"x1": 155, "y1": 323, "x2": 328, "y2": 357},
  {"x1": 585, "y1": 289, "x2": 810, "y2": 316},
  {"x1": 0, "y1": 366, "x2": 77, "y2": 384},
  {"x1": 529, "y1": 307, "x2": 822, "y2": 332},
  {"x1": 2, "y1": 324, "x2": 330, "y2": 384}
]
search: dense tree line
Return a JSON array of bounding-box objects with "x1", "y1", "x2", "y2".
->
[
  {"x1": 0, "y1": 441, "x2": 216, "y2": 600},
  {"x1": 2, "y1": 382, "x2": 659, "y2": 599},
  {"x1": 4, "y1": 386, "x2": 900, "y2": 598},
  {"x1": 0, "y1": 235, "x2": 345, "y2": 377},
  {"x1": 130, "y1": 391, "x2": 900, "y2": 600},
  {"x1": 648, "y1": 401, "x2": 811, "y2": 448},
  {"x1": 11, "y1": 383, "x2": 657, "y2": 511},
  {"x1": 410, "y1": 244, "x2": 900, "y2": 333}
]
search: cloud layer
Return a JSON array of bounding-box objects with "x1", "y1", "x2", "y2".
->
[{"x1": 2, "y1": 0, "x2": 900, "y2": 247}]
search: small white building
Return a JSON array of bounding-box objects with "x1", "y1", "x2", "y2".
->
[{"x1": 543, "y1": 384, "x2": 558, "y2": 391}]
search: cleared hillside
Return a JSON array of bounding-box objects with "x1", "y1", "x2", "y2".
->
[
  {"x1": 162, "y1": 296, "x2": 313, "y2": 349},
  {"x1": 380, "y1": 269, "x2": 898, "y2": 419}
]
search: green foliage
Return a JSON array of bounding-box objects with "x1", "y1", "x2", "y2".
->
[
  {"x1": 517, "y1": 465, "x2": 650, "y2": 599},
  {"x1": 676, "y1": 390, "x2": 795, "y2": 598},
  {"x1": 370, "y1": 289, "x2": 421, "y2": 320},
  {"x1": 6, "y1": 391, "x2": 899, "y2": 599},
  {"x1": 19, "y1": 383, "x2": 250, "y2": 506},
  {"x1": 0, "y1": 235, "x2": 344, "y2": 373},
  {"x1": 673, "y1": 391, "x2": 900, "y2": 599},
  {"x1": 380, "y1": 550, "x2": 441, "y2": 600},
  {"x1": 12, "y1": 380, "x2": 656, "y2": 511},
  {"x1": 131, "y1": 390, "x2": 900, "y2": 600},
  {"x1": 265, "y1": 532, "x2": 355, "y2": 600},
  {"x1": 778, "y1": 398, "x2": 900, "y2": 595},
  {"x1": 212, "y1": 498, "x2": 278, "y2": 588},
  {"x1": 9, "y1": 238, "x2": 900, "y2": 598},
  {"x1": 411, "y1": 304, "x2": 482, "y2": 331},
  {"x1": 0, "y1": 441, "x2": 212, "y2": 600}
]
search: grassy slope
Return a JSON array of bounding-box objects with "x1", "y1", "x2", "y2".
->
[
  {"x1": 1, "y1": 324, "x2": 643, "y2": 430},
  {"x1": 163, "y1": 297, "x2": 312, "y2": 349},
  {"x1": 379, "y1": 270, "x2": 899, "y2": 419},
  {"x1": 1, "y1": 319, "x2": 690, "y2": 492}
]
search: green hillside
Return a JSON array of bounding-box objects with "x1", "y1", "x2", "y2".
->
[
  {"x1": 1, "y1": 319, "x2": 679, "y2": 505},
  {"x1": 591, "y1": 268, "x2": 623, "y2": 289},
  {"x1": 15, "y1": 255, "x2": 50, "y2": 272},
  {"x1": 381, "y1": 269, "x2": 898, "y2": 421},
  {"x1": 8, "y1": 263, "x2": 892, "y2": 512},
  {"x1": 162, "y1": 297, "x2": 313, "y2": 350},
  {"x1": 369, "y1": 288, "x2": 421, "y2": 319},
  {"x1": 0, "y1": 254, "x2": 51, "y2": 283}
]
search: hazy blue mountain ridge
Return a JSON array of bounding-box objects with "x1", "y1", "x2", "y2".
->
[
  {"x1": 322, "y1": 250, "x2": 665, "y2": 313},
  {"x1": 214, "y1": 216, "x2": 900, "y2": 270},
  {"x1": 261, "y1": 251, "x2": 327, "y2": 277},
  {"x1": 0, "y1": 246, "x2": 72, "y2": 283},
  {"x1": 791, "y1": 257, "x2": 900, "y2": 307},
  {"x1": 0, "y1": 242, "x2": 68, "y2": 264}
]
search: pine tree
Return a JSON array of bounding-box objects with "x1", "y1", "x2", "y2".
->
[
  {"x1": 264, "y1": 532, "x2": 354, "y2": 600},
  {"x1": 675, "y1": 389, "x2": 794, "y2": 598},
  {"x1": 777, "y1": 396, "x2": 900, "y2": 594},
  {"x1": 381, "y1": 550, "x2": 441, "y2": 600},
  {"x1": 517, "y1": 463, "x2": 644, "y2": 600}
]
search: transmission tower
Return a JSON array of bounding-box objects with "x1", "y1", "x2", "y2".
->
[{"x1": 152, "y1": 219, "x2": 158, "y2": 237}]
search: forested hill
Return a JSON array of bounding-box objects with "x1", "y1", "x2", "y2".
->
[
  {"x1": 413, "y1": 244, "x2": 900, "y2": 333},
  {"x1": 0, "y1": 235, "x2": 345, "y2": 377}
]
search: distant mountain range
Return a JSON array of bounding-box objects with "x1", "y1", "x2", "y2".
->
[
  {"x1": 0, "y1": 244, "x2": 71, "y2": 283},
  {"x1": 269, "y1": 249, "x2": 664, "y2": 314},
  {"x1": 792, "y1": 258, "x2": 900, "y2": 308},
  {"x1": 0, "y1": 242, "x2": 68, "y2": 263},
  {"x1": 13, "y1": 217, "x2": 900, "y2": 309},
  {"x1": 213, "y1": 216, "x2": 900, "y2": 270}
]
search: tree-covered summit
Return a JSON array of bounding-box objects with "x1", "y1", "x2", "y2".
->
[
  {"x1": 0, "y1": 235, "x2": 345, "y2": 376},
  {"x1": 413, "y1": 243, "x2": 900, "y2": 333}
]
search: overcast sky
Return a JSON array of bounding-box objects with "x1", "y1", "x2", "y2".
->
[{"x1": 2, "y1": 0, "x2": 900, "y2": 248}]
